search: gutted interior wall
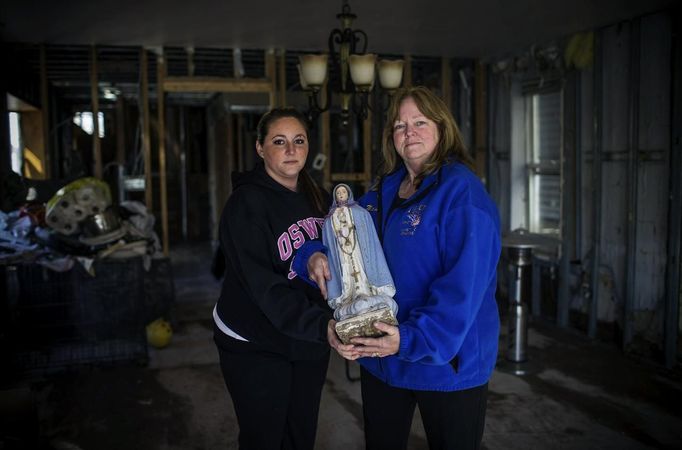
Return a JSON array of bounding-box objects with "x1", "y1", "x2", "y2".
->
[
  {"x1": 590, "y1": 13, "x2": 672, "y2": 347},
  {"x1": 488, "y1": 10, "x2": 678, "y2": 358}
]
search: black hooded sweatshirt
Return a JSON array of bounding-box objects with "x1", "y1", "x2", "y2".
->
[{"x1": 214, "y1": 163, "x2": 332, "y2": 360}]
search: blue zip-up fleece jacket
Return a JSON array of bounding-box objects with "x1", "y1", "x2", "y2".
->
[{"x1": 298, "y1": 161, "x2": 501, "y2": 391}]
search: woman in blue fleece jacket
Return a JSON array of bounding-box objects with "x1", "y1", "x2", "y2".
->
[{"x1": 296, "y1": 86, "x2": 501, "y2": 449}]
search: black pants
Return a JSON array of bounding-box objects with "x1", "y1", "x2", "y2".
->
[
  {"x1": 361, "y1": 367, "x2": 488, "y2": 450},
  {"x1": 217, "y1": 345, "x2": 330, "y2": 450}
]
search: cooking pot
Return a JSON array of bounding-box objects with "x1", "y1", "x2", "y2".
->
[{"x1": 81, "y1": 208, "x2": 121, "y2": 238}]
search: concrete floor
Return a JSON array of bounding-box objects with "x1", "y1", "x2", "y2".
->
[{"x1": 9, "y1": 242, "x2": 682, "y2": 449}]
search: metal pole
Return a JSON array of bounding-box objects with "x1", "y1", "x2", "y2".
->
[{"x1": 506, "y1": 246, "x2": 532, "y2": 363}]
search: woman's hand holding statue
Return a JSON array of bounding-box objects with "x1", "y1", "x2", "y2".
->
[
  {"x1": 326, "y1": 319, "x2": 399, "y2": 360},
  {"x1": 308, "y1": 251, "x2": 331, "y2": 299},
  {"x1": 327, "y1": 319, "x2": 360, "y2": 360},
  {"x1": 350, "y1": 322, "x2": 400, "y2": 358}
]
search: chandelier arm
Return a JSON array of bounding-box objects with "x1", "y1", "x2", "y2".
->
[
  {"x1": 329, "y1": 28, "x2": 352, "y2": 94},
  {"x1": 328, "y1": 28, "x2": 344, "y2": 55},
  {"x1": 306, "y1": 86, "x2": 332, "y2": 125},
  {"x1": 350, "y1": 90, "x2": 370, "y2": 121},
  {"x1": 352, "y1": 29, "x2": 368, "y2": 55},
  {"x1": 306, "y1": 94, "x2": 320, "y2": 124}
]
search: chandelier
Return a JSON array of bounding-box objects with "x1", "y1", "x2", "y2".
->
[{"x1": 298, "y1": 1, "x2": 404, "y2": 126}]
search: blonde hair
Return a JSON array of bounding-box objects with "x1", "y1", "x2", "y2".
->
[{"x1": 379, "y1": 86, "x2": 474, "y2": 186}]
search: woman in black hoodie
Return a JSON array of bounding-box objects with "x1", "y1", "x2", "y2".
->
[{"x1": 213, "y1": 108, "x2": 333, "y2": 450}]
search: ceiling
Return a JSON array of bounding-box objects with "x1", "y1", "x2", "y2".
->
[{"x1": 1, "y1": 0, "x2": 676, "y2": 59}]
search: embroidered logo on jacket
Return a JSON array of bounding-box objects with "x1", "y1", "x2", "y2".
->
[
  {"x1": 365, "y1": 204, "x2": 377, "y2": 212},
  {"x1": 401, "y1": 204, "x2": 426, "y2": 236}
]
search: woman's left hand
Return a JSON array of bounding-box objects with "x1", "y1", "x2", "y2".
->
[
  {"x1": 350, "y1": 321, "x2": 400, "y2": 358},
  {"x1": 328, "y1": 319, "x2": 361, "y2": 360}
]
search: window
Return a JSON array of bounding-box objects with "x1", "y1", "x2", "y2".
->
[
  {"x1": 9, "y1": 112, "x2": 23, "y2": 175},
  {"x1": 526, "y1": 91, "x2": 562, "y2": 235},
  {"x1": 73, "y1": 111, "x2": 105, "y2": 138}
]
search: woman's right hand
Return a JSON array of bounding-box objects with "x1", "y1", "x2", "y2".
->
[
  {"x1": 308, "y1": 251, "x2": 331, "y2": 299},
  {"x1": 327, "y1": 319, "x2": 360, "y2": 360}
]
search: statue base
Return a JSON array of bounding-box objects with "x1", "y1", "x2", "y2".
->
[{"x1": 335, "y1": 306, "x2": 398, "y2": 345}]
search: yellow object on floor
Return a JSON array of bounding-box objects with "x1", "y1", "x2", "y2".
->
[{"x1": 146, "y1": 318, "x2": 173, "y2": 348}]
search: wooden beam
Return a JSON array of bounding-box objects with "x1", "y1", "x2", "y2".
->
[
  {"x1": 90, "y1": 45, "x2": 102, "y2": 179},
  {"x1": 474, "y1": 60, "x2": 487, "y2": 181},
  {"x1": 39, "y1": 45, "x2": 51, "y2": 178},
  {"x1": 157, "y1": 54, "x2": 169, "y2": 256},
  {"x1": 278, "y1": 49, "x2": 286, "y2": 107},
  {"x1": 321, "y1": 85, "x2": 331, "y2": 191},
  {"x1": 227, "y1": 109, "x2": 235, "y2": 186},
  {"x1": 441, "y1": 57, "x2": 452, "y2": 112},
  {"x1": 162, "y1": 77, "x2": 272, "y2": 93},
  {"x1": 265, "y1": 50, "x2": 277, "y2": 109},
  {"x1": 331, "y1": 172, "x2": 369, "y2": 182},
  {"x1": 186, "y1": 46, "x2": 195, "y2": 76},
  {"x1": 363, "y1": 110, "x2": 372, "y2": 192},
  {"x1": 403, "y1": 55, "x2": 413, "y2": 87},
  {"x1": 140, "y1": 48, "x2": 153, "y2": 210},
  {"x1": 237, "y1": 113, "x2": 244, "y2": 172},
  {"x1": 115, "y1": 97, "x2": 125, "y2": 165}
]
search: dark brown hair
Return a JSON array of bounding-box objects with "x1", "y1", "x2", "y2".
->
[
  {"x1": 256, "y1": 108, "x2": 326, "y2": 215},
  {"x1": 380, "y1": 86, "x2": 474, "y2": 186}
]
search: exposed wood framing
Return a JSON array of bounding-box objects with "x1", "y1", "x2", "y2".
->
[
  {"x1": 588, "y1": 32, "x2": 603, "y2": 339},
  {"x1": 140, "y1": 48, "x2": 153, "y2": 210},
  {"x1": 187, "y1": 47, "x2": 195, "y2": 76},
  {"x1": 321, "y1": 85, "x2": 331, "y2": 191},
  {"x1": 278, "y1": 49, "x2": 287, "y2": 107},
  {"x1": 227, "y1": 109, "x2": 235, "y2": 186},
  {"x1": 115, "y1": 97, "x2": 125, "y2": 164},
  {"x1": 157, "y1": 55, "x2": 169, "y2": 256},
  {"x1": 623, "y1": 20, "x2": 641, "y2": 348},
  {"x1": 39, "y1": 45, "x2": 50, "y2": 178},
  {"x1": 363, "y1": 111, "x2": 372, "y2": 191},
  {"x1": 162, "y1": 77, "x2": 272, "y2": 93},
  {"x1": 441, "y1": 57, "x2": 452, "y2": 111},
  {"x1": 665, "y1": 10, "x2": 682, "y2": 369},
  {"x1": 403, "y1": 55, "x2": 413, "y2": 87},
  {"x1": 331, "y1": 172, "x2": 368, "y2": 182},
  {"x1": 265, "y1": 50, "x2": 277, "y2": 109},
  {"x1": 89, "y1": 46, "x2": 102, "y2": 179},
  {"x1": 473, "y1": 60, "x2": 487, "y2": 181},
  {"x1": 157, "y1": 56, "x2": 275, "y2": 254},
  {"x1": 237, "y1": 114, "x2": 245, "y2": 172}
]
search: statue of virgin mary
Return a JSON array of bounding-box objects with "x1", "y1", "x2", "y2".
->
[{"x1": 322, "y1": 184, "x2": 398, "y2": 342}]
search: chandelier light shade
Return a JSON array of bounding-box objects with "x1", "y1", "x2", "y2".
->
[
  {"x1": 298, "y1": 55, "x2": 328, "y2": 87},
  {"x1": 298, "y1": 0, "x2": 404, "y2": 125},
  {"x1": 297, "y1": 64, "x2": 309, "y2": 90},
  {"x1": 377, "y1": 59, "x2": 405, "y2": 90},
  {"x1": 349, "y1": 54, "x2": 376, "y2": 88}
]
